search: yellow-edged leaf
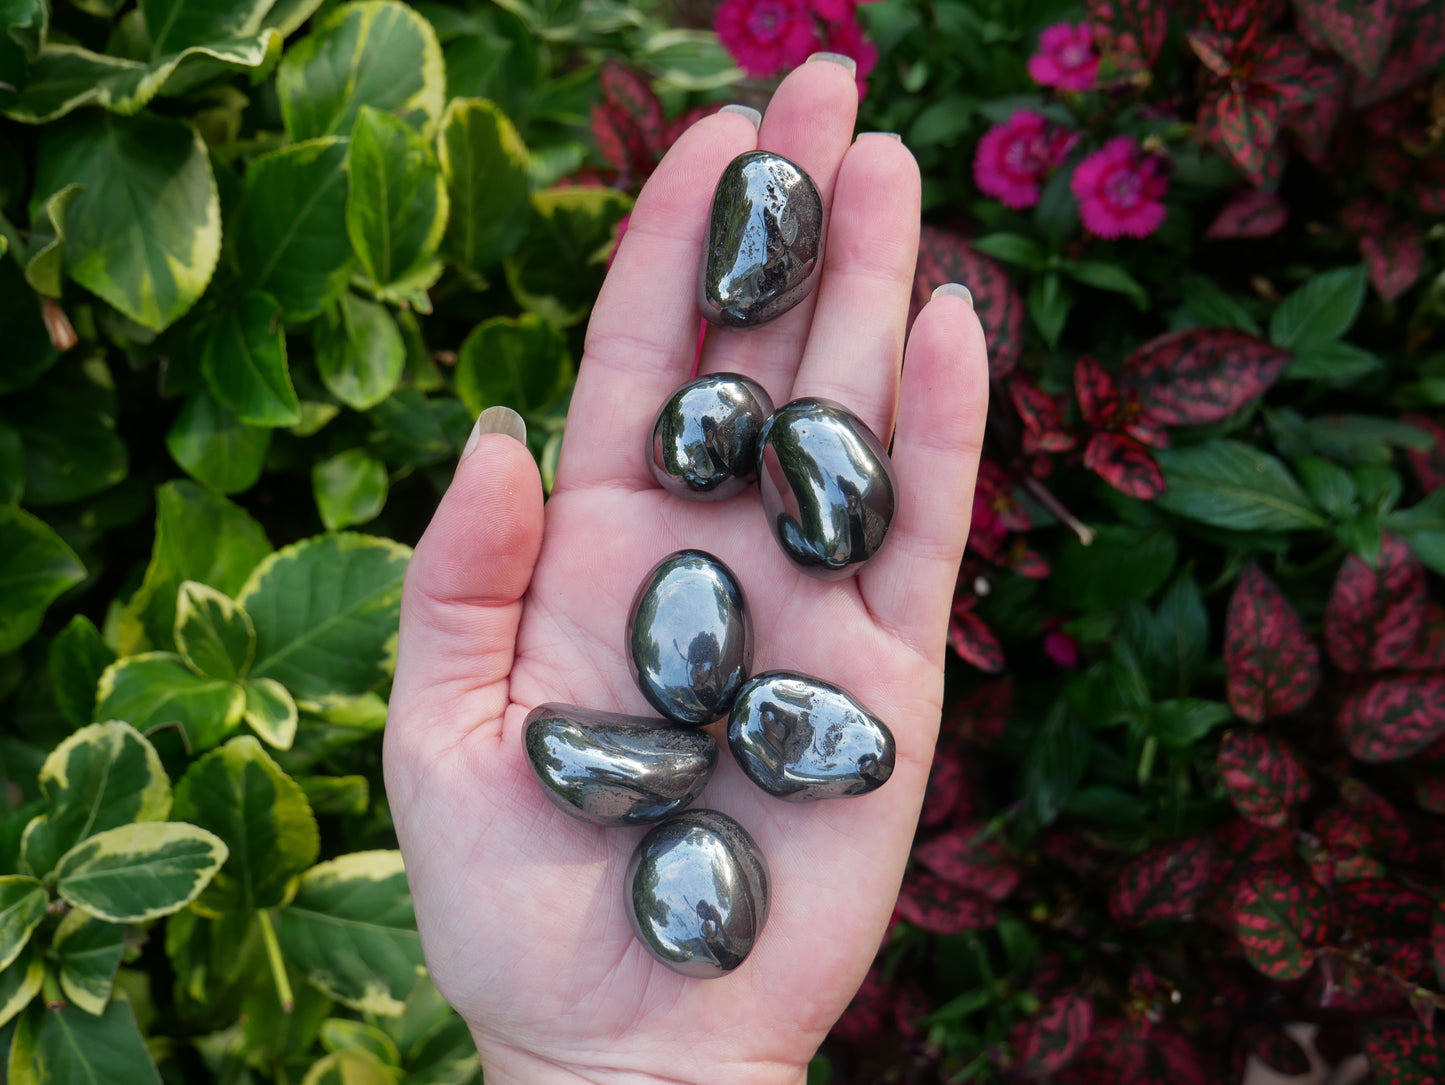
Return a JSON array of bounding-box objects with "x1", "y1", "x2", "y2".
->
[
  {"x1": 56, "y1": 821, "x2": 228, "y2": 923},
  {"x1": 175, "y1": 580, "x2": 256, "y2": 681},
  {"x1": 0, "y1": 877, "x2": 47, "y2": 972}
]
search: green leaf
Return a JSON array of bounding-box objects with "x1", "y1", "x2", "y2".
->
[
  {"x1": 313, "y1": 449, "x2": 388, "y2": 531},
  {"x1": 1155, "y1": 440, "x2": 1327, "y2": 532},
  {"x1": 1017, "y1": 702, "x2": 1090, "y2": 842},
  {"x1": 277, "y1": 0, "x2": 445, "y2": 142},
  {"x1": 346, "y1": 105, "x2": 448, "y2": 296},
  {"x1": 275, "y1": 850, "x2": 424, "y2": 1014},
  {"x1": 969, "y1": 232, "x2": 1044, "y2": 270},
  {"x1": 1062, "y1": 259, "x2": 1149, "y2": 308},
  {"x1": 319, "y1": 1018, "x2": 402, "y2": 1064},
  {"x1": 175, "y1": 580, "x2": 255, "y2": 681},
  {"x1": 0, "y1": 45, "x2": 144, "y2": 124},
  {"x1": 0, "y1": 374, "x2": 128, "y2": 506},
  {"x1": 93, "y1": 653, "x2": 246, "y2": 750},
  {"x1": 1179, "y1": 273, "x2": 1261, "y2": 334},
  {"x1": 48, "y1": 615, "x2": 115, "y2": 728},
  {"x1": 166, "y1": 391, "x2": 271, "y2": 494},
  {"x1": 0, "y1": 944, "x2": 42, "y2": 1029},
  {"x1": 1388, "y1": 490, "x2": 1445, "y2": 577},
  {"x1": 1050, "y1": 524, "x2": 1176, "y2": 613},
  {"x1": 1269, "y1": 265, "x2": 1367, "y2": 350},
  {"x1": 201, "y1": 291, "x2": 300, "y2": 428},
  {"x1": 905, "y1": 93, "x2": 976, "y2": 146},
  {"x1": 1282, "y1": 340, "x2": 1382, "y2": 382},
  {"x1": 233, "y1": 138, "x2": 354, "y2": 322},
  {"x1": 53, "y1": 909, "x2": 125, "y2": 1016},
  {"x1": 19, "y1": 721, "x2": 171, "y2": 879},
  {"x1": 1149, "y1": 698, "x2": 1232, "y2": 748},
  {"x1": 1148, "y1": 575, "x2": 1208, "y2": 698},
  {"x1": 454, "y1": 313, "x2": 570, "y2": 419},
  {"x1": 504, "y1": 186, "x2": 630, "y2": 326},
  {"x1": 438, "y1": 98, "x2": 532, "y2": 282},
  {"x1": 1028, "y1": 270, "x2": 1070, "y2": 348},
  {"x1": 0, "y1": 505, "x2": 84, "y2": 654},
  {"x1": 23, "y1": 183, "x2": 80, "y2": 298},
  {"x1": 262, "y1": 0, "x2": 327, "y2": 36},
  {"x1": 316, "y1": 293, "x2": 405, "y2": 410},
  {"x1": 56, "y1": 821, "x2": 227, "y2": 922},
  {"x1": 301, "y1": 1049, "x2": 399, "y2": 1085},
  {"x1": 173, "y1": 736, "x2": 320, "y2": 913},
  {"x1": 243, "y1": 678, "x2": 299, "y2": 749},
  {"x1": 118, "y1": 480, "x2": 272, "y2": 655},
  {"x1": 0, "y1": 422, "x2": 21, "y2": 505},
  {"x1": 141, "y1": 0, "x2": 273, "y2": 55},
  {"x1": 239, "y1": 533, "x2": 410, "y2": 704},
  {"x1": 0, "y1": 0, "x2": 45, "y2": 89},
  {"x1": 31, "y1": 111, "x2": 219, "y2": 331},
  {"x1": 8, "y1": 997, "x2": 163, "y2": 1084},
  {"x1": 1295, "y1": 456, "x2": 1358, "y2": 519},
  {"x1": 300, "y1": 774, "x2": 368, "y2": 816},
  {"x1": 0, "y1": 877, "x2": 46, "y2": 973}
]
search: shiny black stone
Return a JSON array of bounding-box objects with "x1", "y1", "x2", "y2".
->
[
  {"x1": 648, "y1": 373, "x2": 774, "y2": 501},
  {"x1": 758, "y1": 398, "x2": 897, "y2": 579},
  {"x1": 728, "y1": 671, "x2": 895, "y2": 801},
  {"x1": 625, "y1": 810, "x2": 770, "y2": 978},
  {"x1": 698, "y1": 151, "x2": 824, "y2": 328},
  {"x1": 628, "y1": 550, "x2": 752, "y2": 725},
  {"x1": 523, "y1": 704, "x2": 718, "y2": 826}
]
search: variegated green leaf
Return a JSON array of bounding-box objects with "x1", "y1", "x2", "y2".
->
[
  {"x1": 0, "y1": 944, "x2": 43, "y2": 1029},
  {"x1": 93, "y1": 653, "x2": 246, "y2": 751},
  {"x1": 99, "y1": 33, "x2": 279, "y2": 113},
  {"x1": 301, "y1": 1048, "x2": 400, "y2": 1085},
  {"x1": 276, "y1": 851, "x2": 424, "y2": 1014},
  {"x1": 313, "y1": 448, "x2": 388, "y2": 531},
  {"x1": 166, "y1": 391, "x2": 272, "y2": 495},
  {"x1": 437, "y1": 97, "x2": 532, "y2": 282},
  {"x1": 276, "y1": 0, "x2": 444, "y2": 142},
  {"x1": 318, "y1": 1018, "x2": 401, "y2": 1064},
  {"x1": 141, "y1": 0, "x2": 273, "y2": 55},
  {"x1": 19, "y1": 721, "x2": 170, "y2": 879},
  {"x1": 244, "y1": 678, "x2": 299, "y2": 750},
  {"x1": 54, "y1": 909, "x2": 125, "y2": 1016},
  {"x1": 175, "y1": 580, "x2": 255, "y2": 681},
  {"x1": 315, "y1": 293, "x2": 405, "y2": 411},
  {"x1": 200, "y1": 290, "x2": 301, "y2": 428},
  {"x1": 8, "y1": 997, "x2": 162, "y2": 1084},
  {"x1": 262, "y1": 0, "x2": 327, "y2": 36},
  {"x1": 24, "y1": 182, "x2": 81, "y2": 298},
  {"x1": 0, "y1": 504, "x2": 85, "y2": 655},
  {"x1": 504, "y1": 185, "x2": 631, "y2": 326},
  {"x1": 56, "y1": 821, "x2": 228, "y2": 923},
  {"x1": 30, "y1": 111, "x2": 218, "y2": 330},
  {"x1": 0, "y1": 877, "x2": 47, "y2": 972},
  {"x1": 239, "y1": 533, "x2": 410, "y2": 705},
  {"x1": 173, "y1": 736, "x2": 319, "y2": 912}
]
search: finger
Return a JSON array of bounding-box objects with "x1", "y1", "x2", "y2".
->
[
  {"x1": 858, "y1": 290, "x2": 988, "y2": 658},
  {"x1": 789, "y1": 133, "x2": 920, "y2": 441},
  {"x1": 555, "y1": 110, "x2": 760, "y2": 492},
  {"x1": 697, "y1": 56, "x2": 861, "y2": 400}
]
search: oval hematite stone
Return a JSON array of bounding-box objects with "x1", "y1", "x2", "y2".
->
[
  {"x1": 698, "y1": 151, "x2": 824, "y2": 328},
  {"x1": 648, "y1": 373, "x2": 774, "y2": 501},
  {"x1": 728, "y1": 671, "x2": 895, "y2": 801},
  {"x1": 758, "y1": 398, "x2": 897, "y2": 579},
  {"x1": 523, "y1": 704, "x2": 718, "y2": 826},
  {"x1": 625, "y1": 810, "x2": 770, "y2": 978},
  {"x1": 627, "y1": 550, "x2": 752, "y2": 725}
]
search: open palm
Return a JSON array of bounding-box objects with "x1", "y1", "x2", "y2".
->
[{"x1": 383, "y1": 60, "x2": 988, "y2": 1085}]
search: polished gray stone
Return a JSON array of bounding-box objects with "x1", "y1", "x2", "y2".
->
[
  {"x1": 625, "y1": 810, "x2": 770, "y2": 978},
  {"x1": 698, "y1": 151, "x2": 824, "y2": 328},
  {"x1": 627, "y1": 550, "x2": 751, "y2": 725},
  {"x1": 728, "y1": 671, "x2": 895, "y2": 801},
  {"x1": 523, "y1": 704, "x2": 717, "y2": 826},
  {"x1": 648, "y1": 373, "x2": 774, "y2": 500},
  {"x1": 758, "y1": 398, "x2": 897, "y2": 579}
]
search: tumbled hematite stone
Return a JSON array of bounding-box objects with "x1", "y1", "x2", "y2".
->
[
  {"x1": 728, "y1": 671, "x2": 895, "y2": 801},
  {"x1": 648, "y1": 373, "x2": 774, "y2": 500},
  {"x1": 758, "y1": 398, "x2": 897, "y2": 579},
  {"x1": 698, "y1": 151, "x2": 824, "y2": 328},
  {"x1": 627, "y1": 549, "x2": 751, "y2": 725},
  {"x1": 625, "y1": 810, "x2": 770, "y2": 978},
  {"x1": 523, "y1": 704, "x2": 718, "y2": 826}
]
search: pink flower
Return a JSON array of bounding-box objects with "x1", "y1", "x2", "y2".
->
[
  {"x1": 810, "y1": 0, "x2": 854, "y2": 23},
  {"x1": 973, "y1": 110, "x2": 1080, "y2": 210},
  {"x1": 1070, "y1": 137, "x2": 1170, "y2": 239},
  {"x1": 819, "y1": 16, "x2": 878, "y2": 97},
  {"x1": 1043, "y1": 628, "x2": 1081, "y2": 668},
  {"x1": 1027, "y1": 22, "x2": 1099, "y2": 91},
  {"x1": 714, "y1": 0, "x2": 820, "y2": 77}
]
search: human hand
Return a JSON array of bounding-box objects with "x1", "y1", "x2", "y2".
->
[{"x1": 383, "y1": 56, "x2": 989, "y2": 1085}]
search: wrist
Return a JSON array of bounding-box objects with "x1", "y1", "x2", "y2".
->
[{"x1": 474, "y1": 1035, "x2": 810, "y2": 1085}]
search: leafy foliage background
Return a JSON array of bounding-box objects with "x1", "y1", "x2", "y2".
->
[{"x1": 1, "y1": 0, "x2": 1443, "y2": 1081}]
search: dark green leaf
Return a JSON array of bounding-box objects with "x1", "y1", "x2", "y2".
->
[
  {"x1": 1282, "y1": 340, "x2": 1382, "y2": 382},
  {"x1": 0, "y1": 505, "x2": 84, "y2": 654},
  {"x1": 968, "y1": 233, "x2": 1044, "y2": 270},
  {"x1": 503, "y1": 186, "x2": 630, "y2": 326},
  {"x1": 1269, "y1": 265, "x2": 1367, "y2": 349},
  {"x1": 8, "y1": 998, "x2": 163, "y2": 1085},
  {"x1": 1155, "y1": 440, "x2": 1327, "y2": 531},
  {"x1": 1062, "y1": 259, "x2": 1149, "y2": 308},
  {"x1": 166, "y1": 391, "x2": 271, "y2": 494},
  {"x1": 200, "y1": 291, "x2": 300, "y2": 428},
  {"x1": 1295, "y1": 456, "x2": 1358, "y2": 519},
  {"x1": 1027, "y1": 270, "x2": 1070, "y2": 348},
  {"x1": 1051, "y1": 524, "x2": 1176, "y2": 612},
  {"x1": 48, "y1": 615, "x2": 115, "y2": 729},
  {"x1": 1017, "y1": 702, "x2": 1091, "y2": 841},
  {"x1": 1, "y1": 375, "x2": 128, "y2": 506},
  {"x1": 1149, "y1": 698, "x2": 1232, "y2": 748}
]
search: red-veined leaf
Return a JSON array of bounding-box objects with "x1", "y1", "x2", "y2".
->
[
  {"x1": 598, "y1": 61, "x2": 665, "y2": 158},
  {"x1": 1339, "y1": 881, "x2": 1432, "y2": 985},
  {"x1": 1252, "y1": 34, "x2": 1329, "y2": 105},
  {"x1": 948, "y1": 600, "x2": 1005, "y2": 673},
  {"x1": 1246, "y1": 1025, "x2": 1312, "y2": 1075},
  {"x1": 1057, "y1": 1021, "x2": 1208, "y2": 1085},
  {"x1": 1205, "y1": 187, "x2": 1288, "y2": 239},
  {"x1": 1362, "y1": 223, "x2": 1426, "y2": 302},
  {"x1": 1216, "y1": 731, "x2": 1312, "y2": 828},
  {"x1": 590, "y1": 101, "x2": 635, "y2": 175},
  {"x1": 1187, "y1": 28, "x2": 1234, "y2": 76},
  {"x1": 1010, "y1": 379, "x2": 1077, "y2": 453},
  {"x1": 1402, "y1": 413, "x2": 1445, "y2": 493},
  {"x1": 1086, "y1": 0, "x2": 1167, "y2": 77},
  {"x1": 913, "y1": 821, "x2": 1020, "y2": 901},
  {"x1": 1233, "y1": 867, "x2": 1332, "y2": 980},
  {"x1": 1202, "y1": 89, "x2": 1285, "y2": 186},
  {"x1": 947, "y1": 675, "x2": 1013, "y2": 748},
  {"x1": 893, "y1": 868, "x2": 998, "y2": 933},
  {"x1": 1432, "y1": 901, "x2": 1444, "y2": 987},
  {"x1": 1363, "y1": 1020, "x2": 1445, "y2": 1085},
  {"x1": 1009, "y1": 991, "x2": 1093, "y2": 1076},
  {"x1": 1224, "y1": 564, "x2": 1322, "y2": 722},
  {"x1": 1325, "y1": 534, "x2": 1428, "y2": 672},
  {"x1": 1083, "y1": 432, "x2": 1165, "y2": 499},
  {"x1": 1351, "y1": 3, "x2": 1445, "y2": 107},
  {"x1": 919, "y1": 748, "x2": 972, "y2": 827},
  {"x1": 914, "y1": 224, "x2": 1023, "y2": 379},
  {"x1": 1120, "y1": 327, "x2": 1292, "y2": 427},
  {"x1": 830, "y1": 966, "x2": 891, "y2": 1043},
  {"x1": 1403, "y1": 604, "x2": 1445, "y2": 671},
  {"x1": 1340, "y1": 675, "x2": 1445, "y2": 763},
  {"x1": 1294, "y1": 0, "x2": 1397, "y2": 77},
  {"x1": 1286, "y1": 63, "x2": 1348, "y2": 164},
  {"x1": 1109, "y1": 832, "x2": 1217, "y2": 924},
  {"x1": 1073, "y1": 355, "x2": 1117, "y2": 430}
]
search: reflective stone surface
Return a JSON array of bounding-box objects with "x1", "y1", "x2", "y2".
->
[
  {"x1": 728, "y1": 671, "x2": 895, "y2": 801},
  {"x1": 648, "y1": 374, "x2": 775, "y2": 500},
  {"x1": 699, "y1": 151, "x2": 824, "y2": 328},
  {"x1": 625, "y1": 810, "x2": 770, "y2": 978},
  {"x1": 758, "y1": 398, "x2": 897, "y2": 579},
  {"x1": 627, "y1": 550, "x2": 752, "y2": 725},
  {"x1": 523, "y1": 704, "x2": 718, "y2": 826}
]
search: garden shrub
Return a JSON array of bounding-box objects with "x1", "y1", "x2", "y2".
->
[{"x1": 0, "y1": 0, "x2": 1442, "y2": 1081}]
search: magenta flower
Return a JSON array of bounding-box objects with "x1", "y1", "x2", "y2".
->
[
  {"x1": 1070, "y1": 137, "x2": 1170, "y2": 240},
  {"x1": 1027, "y1": 22, "x2": 1099, "y2": 91},
  {"x1": 714, "y1": 0, "x2": 820, "y2": 77},
  {"x1": 973, "y1": 111, "x2": 1080, "y2": 210}
]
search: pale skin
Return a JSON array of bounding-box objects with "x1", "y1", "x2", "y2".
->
[{"x1": 382, "y1": 58, "x2": 990, "y2": 1085}]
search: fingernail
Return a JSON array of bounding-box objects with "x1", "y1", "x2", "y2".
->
[
  {"x1": 931, "y1": 283, "x2": 973, "y2": 308},
  {"x1": 719, "y1": 104, "x2": 762, "y2": 129},
  {"x1": 858, "y1": 131, "x2": 902, "y2": 142},
  {"x1": 807, "y1": 52, "x2": 857, "y2": 76},
  {"x1": 462, "y1": 406, "x2": 527, "y2": 459}
]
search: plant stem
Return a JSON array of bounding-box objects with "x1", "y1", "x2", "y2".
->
[{"x1": 257, "y1": 910, "x2": 293, "y2": 1013}]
